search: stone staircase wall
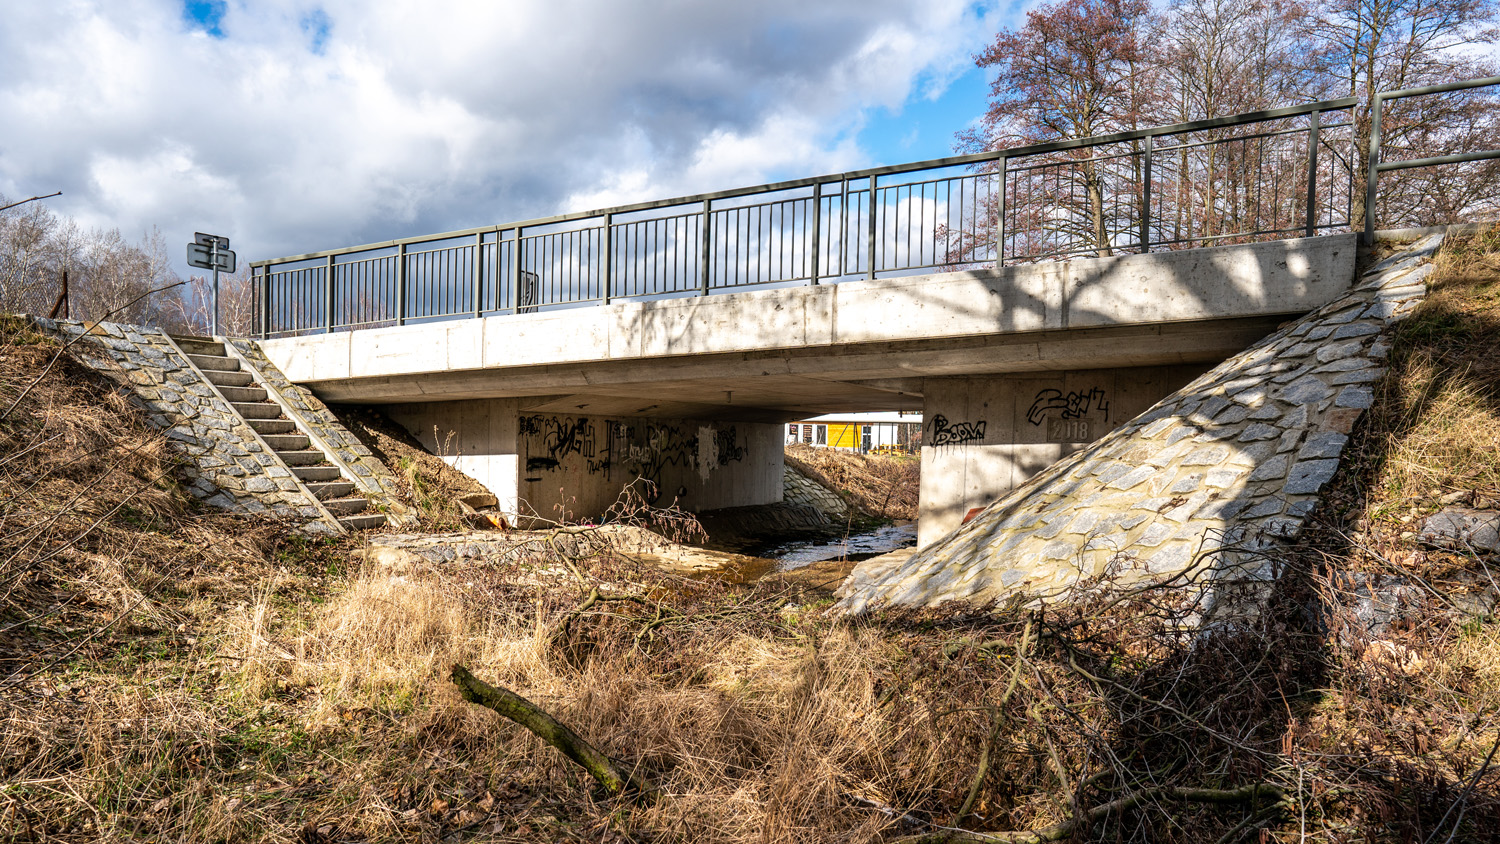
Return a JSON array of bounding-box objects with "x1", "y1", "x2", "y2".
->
[
  {"x1": 26, "y1": 318, "x2": 409, "y2": 533},
  {"x1": 836, "y1": 234, "x2": 1444, "y2": 614},
  {"x1": 29, "y1": 318, "x2": 339, "y2": 529},
  {"x1": 226, "y1": 339, "x2": 407, "y2": 517}
]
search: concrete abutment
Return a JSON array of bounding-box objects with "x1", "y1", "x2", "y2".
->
[
  {"x1": 918, "y1": 364, "x2": 1211, "y2": 545},
  {"x1": 385, "y1": 400, "x2": 784, "y2": 524}
]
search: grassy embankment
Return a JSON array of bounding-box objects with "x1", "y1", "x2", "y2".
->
[{"x1": 1, "y1": 225, "x2": 1499, "y2": 842}]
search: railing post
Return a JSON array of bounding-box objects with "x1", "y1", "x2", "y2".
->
[
  {"x1": 1364, "y1": 94, "x2": 1384, "y2": 246},
  {"x1": 602, "y1": 213, "x2": 613, "y2": 304},
  {"x1": 700, "y1": 199, "x2": 712, "y2": 296},
  {"x1": 866, "y1": 174, "x2": 877, "y2": 279},
  {"x1": 1306, "y1": 110, "x2": 1321, "y2": 238},
  {"x1": 839, "y1": 177, "x2": 849, "y2": 277},
  {"x1": 1140, "y1": 136, "x2": 1153, "y2": 253},
  {"x1": 809, "y1": 183, "x2": 821, "y2": 285},
  {"x1": 995, "y1": 156, "x2": 1007, "y2": 269},
  {"x1": 324, "y1": 254, "x2": 335, "y2": 334},
  {"x1": 395, "y1": 242, "x2": 407, "y2": 326},
  {"x1": 473, "y1": 232, "x2": 484, "y2": 319},
  {"x1": 258, "y1": 265, "x2": 270, "y2": 339},
  {"x1": 512, "y1": 227, "x2": 523, "y2": 313}
]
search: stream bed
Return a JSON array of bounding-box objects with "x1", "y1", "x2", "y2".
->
[{"x1": 752, "y1": 522, "x2": 918, "y2": 571}]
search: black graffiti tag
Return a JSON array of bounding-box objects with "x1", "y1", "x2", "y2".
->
[
  {"x1": 1027, "y1": 387, "x2": 1108, "y2": 427},
  {"x1": 928, "y1": 414, "x2": 987, "y2": 446}
]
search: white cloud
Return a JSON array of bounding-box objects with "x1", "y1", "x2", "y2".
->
[{"x1": 0, "y1": 0, "x2": 998, "y2": 269}]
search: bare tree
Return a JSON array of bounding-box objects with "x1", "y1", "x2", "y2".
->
[
  {"x1": 1304, "y1": 0, "x2": 1500, "y2": 226},
  {"x1": 158, "y1": 268, "x2": 257, "y2": 337},
  {"x1": 959, "y1": 0, "x2": 1157, "y2": 259}
]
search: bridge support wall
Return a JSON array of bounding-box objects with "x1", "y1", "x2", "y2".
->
[
  {"x1": 919, "y1": 365, "x2": 1210, "y2": 546},
  {"x1": 384, "y1": 401, "x2": 783, "y2": 524}
]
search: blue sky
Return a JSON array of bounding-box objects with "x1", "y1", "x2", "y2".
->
[{"x1": 1, "y1": 0, "x2": 1013, "y2": 271}]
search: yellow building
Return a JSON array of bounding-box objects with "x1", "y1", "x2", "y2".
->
[{"x1": 786, "y1": 411, "x2": 922, "y2": 454}]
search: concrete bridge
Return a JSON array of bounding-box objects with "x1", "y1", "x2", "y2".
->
[{"x1": 261, "y1": 234, "x2": 1356, "y2": 543}]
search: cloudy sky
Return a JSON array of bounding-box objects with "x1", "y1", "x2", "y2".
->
[{"x1": 0, "y1": 0, "x2": 1009, "y2": 271}]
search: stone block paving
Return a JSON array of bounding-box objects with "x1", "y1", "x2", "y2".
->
[
  {"x1": 836, "y1": 234, "x2": 1445, "y2": 613},
  {"x1": 29, "y1": 318, "x2": 327, "y2": 524}
]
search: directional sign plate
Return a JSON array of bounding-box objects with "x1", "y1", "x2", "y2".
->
[
  {"x1": 194, "y1": 232, "x2": 230, "y2": 248},
  {"x1": 187, "y1": 243, "x2": 237, "y2": 272}
]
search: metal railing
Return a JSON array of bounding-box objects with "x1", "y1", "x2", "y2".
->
[
  {"x1": 251, "y1": 80, "x2": 1495, "y2": 339},
  {"x1": 1364, "y1": 75, "x2": 1500, "y2": 244}
]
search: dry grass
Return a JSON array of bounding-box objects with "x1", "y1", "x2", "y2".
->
[
  {"x1": 6, "y1": 228, "x2": 1500, "y2": 843},
  {"x1": 785, "y1": 443, "x2": 920, "y2": 520}
]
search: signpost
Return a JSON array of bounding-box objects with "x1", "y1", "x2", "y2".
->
[{"x1": 186, "y1": 233, "x2": 235, "y2": 336}]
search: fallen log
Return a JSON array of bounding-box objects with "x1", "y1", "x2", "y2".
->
[{"x1": 449, "y1": 664, "x2": 655, "y2": 803}]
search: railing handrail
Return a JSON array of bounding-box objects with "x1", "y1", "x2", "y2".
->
[
  {"x1": 1364, "y1": 75, "x2": 1500, "y2": 244},
  {"x1": 254, "y1": 95, "x2": 1358, "y2": 269}
]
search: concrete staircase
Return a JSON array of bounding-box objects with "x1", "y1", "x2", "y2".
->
[{"x1": 173, "y1": 337, "x2": 387, "y2": 531}]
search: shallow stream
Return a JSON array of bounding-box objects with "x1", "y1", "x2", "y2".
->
[{"x1": 751, "y1": 522, "x2": 918, "y2": 570}]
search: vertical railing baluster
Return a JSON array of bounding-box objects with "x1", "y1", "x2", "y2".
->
[
  {"x1": 325, "y1": 254, "x2": 335, "y2": 333},
  {"x1": 1363, "y1": 95, "x2": 1383, "y2": 245},
  {"x1": 396, "y1": 242, "x2": 407, "y2": 326},
  {"x1": 996, "y1": 156, "x2": 1008, "y2": 269},
  {"x1": 512, "y1": 227, "x2": 523, "y2": 313},
  {"x1": 1140, "y1": 135, "x2": 1153, "y2": 253},
  {"x1": 810, "y1": 182, "x2": 822, "y2": 285},
  {"x1": 473, "y1": 233, "x2": 484, "y2": 318},
  {"x1": 1305, "y1": 110, "x2": 1321, "y2": 238},
  {"x1": 839, "y1": 178, "x2": 848, "y2": 277},
  {"x1": 700, "y1": 199, "x2": 712, "y2": 295},
  {"x1": 602, "y1": 213, "x2": 613, "y2": 305},
  {"x1": 866, "y1": 175, "x2": 877, "y2": 279},
  {"x1": 258, "y1": 266, "x2": 270, "y2": 339}
]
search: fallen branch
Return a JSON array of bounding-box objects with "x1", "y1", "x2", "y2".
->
[
  {"x1": 449, "y1": 664, "x2": 655, "y2": 803},
  {"x1": 891, "y1": 783, "x2": 1288, "y2": 844}
]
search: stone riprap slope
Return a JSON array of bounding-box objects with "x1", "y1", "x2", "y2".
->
[
  {"x1": 784, "y1": 464, "x2": 852, "y2": 520},
  {"x1": 837, "y1": 234, "x2": 1443, "y2": 613}
]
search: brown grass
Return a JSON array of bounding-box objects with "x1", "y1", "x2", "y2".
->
[
  {"x1": 6, "y1": 227, "x2": 1500, "y2": 843},
  {"x1": 785, "y1": 443, "x2": 920, "y2": 520}
]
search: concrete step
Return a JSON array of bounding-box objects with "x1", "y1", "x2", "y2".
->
[
  {"x1": 339, "y1": 513, "x2": 387, "y2": 531},
  {"x1": 275, "y1": 449, "x2": 327, "y2": 466},
  {"x1": 292, "y1": 465, "x2": 342, "y2": 482},
  {"x1": 248, "y1": 418, "x2": 296, "y2": 435},
  {"x1": 261, "y1": 433, "x2": 311, "y2": 451},
  {"x1": 204, "y1": 369, "x2": 255, "y2": 388},
  {"x1": 188, "y1": 354, "x2": 240, "y2": 372},
  {"x1": 323, "y1": 497, "x2": 370, "y2": 516},
  {"x1": 216, "y1": 385, "x2": 268, "y2": 403},
  {"x1": 305, "y1": 481, "x2": 355, "y2": 500},
  {"x1": 231, "y1": 401, "x2": 283, "y2": 420},
  {"x1": 173, "y1": 337, "x2": 225, "y2": 357}
]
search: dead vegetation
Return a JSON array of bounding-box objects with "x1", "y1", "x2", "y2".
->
[
  {"x1": 329, "y1": 404, "x2": 495, "y2": 529},
  {"x1": 1, "y1": 227, "x2": 1500, "y2": 842},
  {"x1": 785, "y1": 442, "x2": 920, "y2": 520}
]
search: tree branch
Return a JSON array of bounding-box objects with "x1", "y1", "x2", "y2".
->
[{"x1": 449, "y1": 664, "x2": 655, "y2": 803}]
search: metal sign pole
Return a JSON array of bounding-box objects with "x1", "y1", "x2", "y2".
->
[{"x1": 210, "y1": 240, "x2": 220, "y2": 336}]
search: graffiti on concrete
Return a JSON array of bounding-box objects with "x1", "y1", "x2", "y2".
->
[
  {"x1": 1026, "y1": 387, "x2": 1108, "y2": 426},
  {"x1": 928, "y1": 414, "x2": 987, "y2": 447},
  {"x1": 521, "y1": 414, "x2": 747, "y2": 500}
]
